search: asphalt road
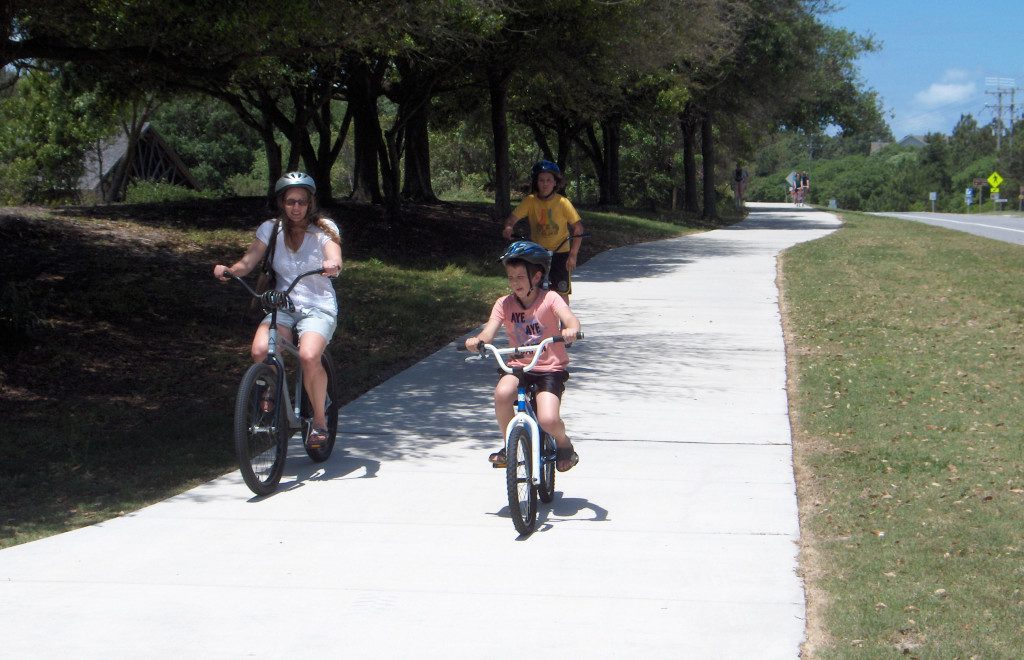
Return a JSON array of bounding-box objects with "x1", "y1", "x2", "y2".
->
[{"x1": 870, "y1": 210, "x2": 1024, "y2": 245}]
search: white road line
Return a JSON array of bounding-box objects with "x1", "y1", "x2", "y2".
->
[{"x1": 891, "y1": 213, "x2": 1024, "y2": 234}]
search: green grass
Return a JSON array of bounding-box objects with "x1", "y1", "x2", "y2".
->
[
  {"x1": 0, "y1": 197, "x2": 715, "y2": 548},
  {"x1": 782, "y1": 211, "x2": 1024, "y2": 656}
]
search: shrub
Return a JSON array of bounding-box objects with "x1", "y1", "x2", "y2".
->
[{"x1": 123, "y1": 181, "x2": 217, "y2": 203}]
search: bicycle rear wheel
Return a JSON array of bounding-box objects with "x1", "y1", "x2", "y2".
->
[
  {"x1": 234, "y1": 363, "x2": 287, "y2": 495},
  {"x1": 301, "y1": 349, "x2": 339, "y2": 462},
  {"x1": 539, "y1": 432, "x2": 556, "y2": 503},
  {"x1": 506, "y1": 424, "x2": 537, "y2": 535}
]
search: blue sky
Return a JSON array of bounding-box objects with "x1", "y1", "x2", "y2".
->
[{"x1": 823, "y1": 1, "x2": 1024, "y2": 139}]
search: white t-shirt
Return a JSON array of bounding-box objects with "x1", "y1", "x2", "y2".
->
[{"x1": 256, "y1": 219, "x2": 339, "y2": 316}]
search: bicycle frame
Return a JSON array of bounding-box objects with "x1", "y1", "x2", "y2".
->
[
  {"x1": 229, "y1": 266, "x2": 326, "y2": 434},
  {"x1": 473, "y1": 336, "x2": 563, "y2": 486},
  {"x1": 263, "y1": 327, "x2": 304, "y2": 433}
]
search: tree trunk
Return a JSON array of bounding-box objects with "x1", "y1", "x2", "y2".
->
[
  {"x1": 488, "y1": 66, "x2": 513, "y2": 218},
  {"x1": 106, "y1": 100, "x2": 155, "y2": 201},
  {"x1": 680, "y1": 109, "x2": 699, "y2": 213},
  {"x1": 381, "y1": 123, "x2": 402, "y2": 220},
  {"x1": 582, "y1": 125, "x2": 610, "y2": 206},
  {"x1": 601, "y1": 118, "x2": 622, "y2": 206},
  {"x1": 263, "y1": 128, "x2": 283, "y2": 198},
  {"x1": 348, "y1": 59, "x2": 384, "y2": 204},
  {"x1": 701, "y1": 110, "x2": 717, "y2": 221},
  {"x1": 401, "y1": 96, "x2": 437, "y2": 202}
]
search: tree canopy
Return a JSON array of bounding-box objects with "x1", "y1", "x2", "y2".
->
[{"x1": 4, "y1": 0, "x2": 881, "y2": 214}]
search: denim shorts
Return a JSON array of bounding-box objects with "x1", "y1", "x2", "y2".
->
[{"x1": 262, "y1": 307, "x2": 337, "y2": 342}]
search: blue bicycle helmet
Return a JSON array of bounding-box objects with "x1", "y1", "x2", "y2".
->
[
  {"x1": 274, "y1": 171, "x2": 316, "y2": 195},
  {"x1": 531, "y1": 159, "x2": 561, "y2": 176},
  {"x1": 500, "y1": 240, "x2": 552, "y2": 290}
]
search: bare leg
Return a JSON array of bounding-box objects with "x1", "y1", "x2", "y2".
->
[
  {"x1": 535, "y1": 391, "x2": 576, "y2": 470},
  {"x1": 297, "y1": 331, "x2": 329, "y2": 429},
  {"x1": 494, "y1": 374, "x2": 518, "y2": 439}
]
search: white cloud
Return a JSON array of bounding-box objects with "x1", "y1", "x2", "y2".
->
[
  {"x1": 941, "y1": 68, "x2": 971, "y2": 82},
  {"x1": 914, "y1": 81, "x2": 976, "y2": 107}
]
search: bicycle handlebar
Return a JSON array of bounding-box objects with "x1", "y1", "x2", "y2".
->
[
  {"x1": 458, "y1": 332, "x2": 584, "y2": 374},
  {"x1": 510, "y1": 232, "x2": 591, "y2": 253},
  {"x1": 224, "y1": 267, "x2": 327, "y2": 312}
]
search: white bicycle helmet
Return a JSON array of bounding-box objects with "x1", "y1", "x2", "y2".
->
[{"x1": 274, "y1": 171, "x2": 316, "y2": 195}]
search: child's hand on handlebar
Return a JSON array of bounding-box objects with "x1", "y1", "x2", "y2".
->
[
  {"x1": 465, "y1": 336, "x2": 482, "y2": 352},
  {"x1": 561, "y1": 327, "x2": 580, "y2": 345}
]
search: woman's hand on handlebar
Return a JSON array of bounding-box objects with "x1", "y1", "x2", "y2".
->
[
  {"x1": 213, "y1": 264, "x2": 233, "y2": 281},
  {"x1": 322, "y1": 259, "x2": 341, "y2": 277}
]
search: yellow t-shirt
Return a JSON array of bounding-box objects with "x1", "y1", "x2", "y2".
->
[{"x1": 512, "y1": 194, "x2": 581, "y2": 253}]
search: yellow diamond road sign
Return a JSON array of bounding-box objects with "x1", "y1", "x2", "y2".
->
[{"x1": 988, "y1": 171, "x2": 1004, "y2": 188}]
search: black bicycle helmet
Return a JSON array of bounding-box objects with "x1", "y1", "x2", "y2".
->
[
  {"x1": 531, "y1": 159, "x2": 561, "y2": 176},
  {"x1": 274, "y1": 171, "x2": 316, "y2": 195},
  {"x1": 500, "y1": 240, "x2": 552, "y2": 290}
]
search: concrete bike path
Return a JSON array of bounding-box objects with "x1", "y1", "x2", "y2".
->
[{"x1": 0, "y1": 203, "x2": 839, "y2": 658}]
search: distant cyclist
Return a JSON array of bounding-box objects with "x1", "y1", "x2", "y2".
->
[{"x1": 501, "y1": 160, "x2": 584, "y2": 302}]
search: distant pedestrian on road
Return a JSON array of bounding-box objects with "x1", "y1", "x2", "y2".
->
[
  {"x1": 798, "y1": 171, "x2": 810, "y2": 206},
  {"x1": 465, "y1": 241, "x2": 582, "y2": 472},
  {"x1": 733, "y1": 162, "x2": 749, "y2": 210},
  {"x1": 501, "y1": 160, "x2": 584, "y2": 302}
]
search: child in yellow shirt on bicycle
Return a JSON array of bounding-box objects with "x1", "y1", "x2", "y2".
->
[{"x1": 501, "y1": 160, "x2": 585, "y2": 301}]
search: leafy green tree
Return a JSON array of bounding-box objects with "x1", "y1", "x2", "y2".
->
[
  {"x1": 690, "y1": 0, "x2": 879, "y2": 218},
  {"x1": 0, "y1": 67, "x2": 115, "y2": 203},
  {"x1": 917, "y1": 133, "x2": 952, "y2": 195},
  {"x1": 150, "y1": 95, "x2": 261, "y2": 191},
  {"x1": 949, "y1": 114, "x2": 996, "y2": 167}
]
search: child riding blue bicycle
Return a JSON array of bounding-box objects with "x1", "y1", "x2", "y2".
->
[{"x1": 464, "y1": 241, "x2": 581, "y2": 472}]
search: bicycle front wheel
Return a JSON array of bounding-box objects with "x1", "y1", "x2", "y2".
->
[
  {"x1": 301, "y1": 349, "x2": 339, "y2": 462},
  {"x1": 234, "y1": 363, "x2": 287, "y2": 495},
  {"x1": 539, "y1": 432, "x2": 556, "y2": 503},
  {"x1": 506, "y1": 424, "x2": 537, "y2": 535}
]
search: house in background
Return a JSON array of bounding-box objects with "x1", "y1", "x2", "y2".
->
[
  {"x1": 869, "y1": 134, "x2": 930, "y2": 154},
  {"x1": 897, "y1": 134, "x2": 928, "y2": 149},
  {"x1": 78, "y1": 123, "x2": 200, "y2": 202}
]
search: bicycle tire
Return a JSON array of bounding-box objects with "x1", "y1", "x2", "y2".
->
[
  {"x1": 539, "y1": 432, "x2": 556, "y2": 503},
  {"x1": 506, "y1": 424, "x2": 537, "y2": 535},
  {"x1": 301, "y1": 349, "x2": 339, "y2": 462},
  {"x1": 234, "y1": 363, "x2": 287, "y2": 495}
]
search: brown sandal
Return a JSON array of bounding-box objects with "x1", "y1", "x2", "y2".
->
[
  {"x1": 556, "y1": 444, "x2": 579, "y2": 472},
  {"x1": 306, "y1": 427, "x2": 329, "y2": 450},
  {"x1": 488, "y1": 447, "x2": 507, "y2": 468}
]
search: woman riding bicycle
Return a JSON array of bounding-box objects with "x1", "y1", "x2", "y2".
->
[
  {"x1": 212, "y1": 172, "x2": 342, "y2": 449},
  {"x1": 500, "y1": 160, "x2": 585, "y2": 302},
  {"x1": 465, "y1": 240, "x2": 582, "y2": 472}
]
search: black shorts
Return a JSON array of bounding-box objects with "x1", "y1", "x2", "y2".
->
[
  {"x1": 498, "y1": 369, "x2": 570, "y2": 399},
  {"x1": 549, "y1": 251, "x2": 572, "y2": 295}
]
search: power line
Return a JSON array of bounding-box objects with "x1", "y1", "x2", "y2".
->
[{"x1": 984, "y1": 77, "x2": 1024, "y2": 150}]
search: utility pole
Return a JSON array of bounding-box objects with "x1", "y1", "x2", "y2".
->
[{"x1": 985, "y1": 77, "x2": 1023, "y2": 151}]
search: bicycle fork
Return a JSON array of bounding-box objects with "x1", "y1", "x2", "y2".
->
[{"x1": 504, "y1": 389, "x2": 542, "y2": 485}]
